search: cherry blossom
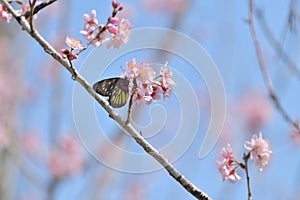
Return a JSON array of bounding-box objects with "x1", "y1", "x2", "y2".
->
[
  {"x1": 291, "y1": 122, "x2": 300, "y2": 145},
  {"x1": 48, "y1": 135, "x2": 84, "y2": 178},
  {"x1": 121, "y1": 59, "x2": 175, "y2": 105},
  {"x1": 61, "y1": 49, "x2": 78, "y2": 61},
  {"x1": 65, "y1": 36, "x2": 84, "y2": 50},
  {"x1": 79, "y1": 9, "x2": 132, "y2": 49},
  {"x1": 21, "y1": 130, "x2": 40, "y2": 154},
  {"x1": 0, "y1": 4, "x2": 13, "y2": 23},
  {"x1": 160, "y1": 64, "x2": 175, "y2": 101},
  {"x1": 244, "y1": 132, "x2": 272, "y2": 171},
  {"x1": 81, "y1": 11, "x2": 99, "y2": 40},
  {"x1": 216, "y1": 144, "x2": 241, "y2": 183},
  {"x1": 238, "y1": 91, "x2": 273, "y2": 132},
  {"x1": 106, "y1": 19, "x2": 132, "y2": 49},
  {"x1": 109, "y1": 17, "x2": 119, "y2": 24}
]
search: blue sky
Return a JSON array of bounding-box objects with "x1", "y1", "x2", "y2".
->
[{"x1": 7, "y1": 0, "x2": 300, "y2": 199}]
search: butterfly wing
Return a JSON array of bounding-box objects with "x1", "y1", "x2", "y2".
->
[
  {"x1": 109, "y1": 78, "x2": 130, "y2": 108},
  {"x1": 93, "y1": 78, "x2": 120, "y2": 96}
]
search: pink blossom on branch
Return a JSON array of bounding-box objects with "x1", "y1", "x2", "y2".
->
[
  {"x1": 216, "y1": 144, "x2": 241, "y2": 183},
  {"x1": 78, "y1": 7, "x2": 132, "y2": 49},
  {"x1": 244, "y1": 132, "x2": 272, "y2": 171},
  {"x1": 160, "y1": 64, "x2": 175, "y2": 101},
  {"x1": 80, "y1": 10, "x2": 99, "y2": 41},
  {"x1": 65, "y1": 36, "x2": 84, "y2": 50},
  {"x1": 79, "y1": 11, "x2": 102, "y2": 43},
  {"x1": 291, "y1": 122, "x2": 300, "y2": 145},
  {"x1": 106, "y1": 18, "x2": 132, "y2": 49},
  {"x1": 48, "y1": 135, "x2": 84, "y2": 179},
  {"x1": 122, "y1": 59, "x2": 175, "y2": 105},
  {"x1": 0, "y1": 4, "x2": 13, "y2": 23},
  {"x1": 61, "y1": 36, "x2": 83, "y2": 60},
  {"x1": 21, "y1": 130, "x2": 40, "y2": 154},
  {"x1": 61, "y1": 49, "x2": 77, "y2": 60}
]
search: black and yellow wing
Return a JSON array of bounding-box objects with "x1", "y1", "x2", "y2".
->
[
  {"x1": 93, "y1": 77, "x2": 120, "y2": 96},
  {"x1": 93, "y1": 77, "x2": 130, "y2": 108}
]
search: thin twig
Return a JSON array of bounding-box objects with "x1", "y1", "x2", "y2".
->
[
  {"x1": 255, "y1": 7, "x2": 300, "y2": 78},
  {"x1": 28, "y1": 0, "x2": 36, "y2": 31},
  {"x1": 76, "y1": 6, "x2": 120, "y2": 56},
  {"x1": 242, "y1": 152, "x2": 252, "y2": 200},
  {"x1": 125, "y1": 92, "x2": 134, "y2": 124},
  {"x1": 47, "y1": 178, "x2": 59, "y2": 200},
  {"x1": 67, "y1": 55, "x2": 77, "y2": 80},
  {"x1": 248, "y1": 0, "x2": 300, "y2": 134},
  {"x1": 23, "y1": 0, "x2": 57, "y2": 19},
  {"x1": 0, "y1": 1, "x2": 212, "y2": 199}
]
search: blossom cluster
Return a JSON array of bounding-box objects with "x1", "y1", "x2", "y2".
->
[
  {"x1": 0, "y1": 1, "x2": 42, "y2": 23},
  {"x1": 217, "y1": 144, "x2": 241, "y2": 183},
  {"x1": 0, "y1": 4, "x2": 12, "y2": 23},
  {"x1": 122, "y1": 59, "x2": 175, "y2": 105},
  {"x1": 48, "y1": 135, "x2": 84, "y2": 179},
  {"x1": 61, "y1": 1, "x2": 132, "y2": 60},
  {"x1": 217, "y1": 132, "x2": 272, "y2": 183}
]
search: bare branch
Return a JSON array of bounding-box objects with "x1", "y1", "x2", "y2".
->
[
  {"x1": 242, "y1": 152, "x2": 252, "y2": 200},
  {"x1": 0, "y1": 0, "x2": 212, "y2": 199},
  {"x1": 28, "y1": 0, "x2": 36, "y2": 31},
  {"x1": 23, "y1": 0, "x2": 57, "y2": 19},
  {"x1": 255, "y1": 7, "x2": 300, "y2": 79},
  {"x1": 248, "y1": 0, "x2": 300, "y2": 133}
]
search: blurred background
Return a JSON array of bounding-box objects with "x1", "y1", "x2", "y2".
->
[{"x1": 1, "y1": 0, "x2": 300, "y2": 199}]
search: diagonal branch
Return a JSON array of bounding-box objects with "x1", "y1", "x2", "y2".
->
[
  {"x1": 247, "y1": 0, "x2": 300, "y2": 133},
  {"x1": 254, "y1": 7, "x2": 300, "y2": 79},
  {"x1": 0, "y1": 0, "x2": 212, "y2": 199}
]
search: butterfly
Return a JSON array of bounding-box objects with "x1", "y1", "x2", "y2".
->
[{"x1": 93, "y1": 77, "x2": 130, "y2": 108}]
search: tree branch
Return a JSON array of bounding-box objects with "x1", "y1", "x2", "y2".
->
[
  {"x1": 23, "y1": 0, "x2": 57, "y2": 19},
  {"x1": 0, "y1": 0, "x2": 212, "y2": 199},
  {"x1": 254, "y1": 7, "x2": 300, "y2": 79},
  {"x1": 243, "y1": 152, "x2": 252, "y2": 200},
  {"x1": 247, "y1": 0, "x2": 300, "y2": 134}
]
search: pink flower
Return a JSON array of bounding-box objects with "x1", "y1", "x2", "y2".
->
[
  {"x1": 0, "y1": 4, "x2": 13, "y2": 23},
  {"x1": 238, "y1": 91, "x2": 273, "y2": 132},
  {"x1": 112, "y1": 0, "x2": 121, "y2": 8},
  {"x1": 82, "y1": 10, "x2": 98, "y2": 30},
  {"x1": 61, "y1": 49, "x2": 78, "y2": 60},
  {"x1": 48, "y1": 135, "x2": 84, "y2": 178},
  {"x1": 108, "y1": 26, "x2": 118, "y2": 35},
  {"x1": 106, "y1": 19, "x2": 132, "y2": 49},
  {"x1": 151, "y1": 85, "x2": 162, "y2": 101},
  {"x1": 121, "y1": 59, "x2": 175, "y2": 105},
  {"x1": 244, "y1": 132, "x2": 272, "y2": 171},
  {"x1": 217, "y1": 144, "x2": 241, "y2": 183},
  {"x1": 160, "y1": 65, "x2": 175, "y2": 101},
  {"x1": 80, "y1": 10, "x2": 99, "y2": 41},
  {"x1": 109, "y1": 17, "x2": 119, "y2": 24},
  {"x1": 21, "y1": 130, "x2": 40, "y2": 154},
  {"x1": 65, "y1": 36, "x2": 83, "y2": 50},
  {"x1": 142, "y1": 0, "x2": 187, "y2": 14},
  {"x1": 291, "y1": 122, "x2": 300, "y2": 145}
]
